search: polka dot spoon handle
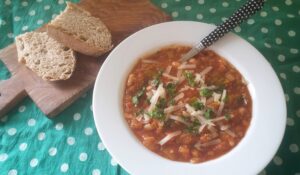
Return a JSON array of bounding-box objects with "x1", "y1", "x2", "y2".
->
[{"x1": 181, "y1": 0, "x2": 265, "y2": 62}]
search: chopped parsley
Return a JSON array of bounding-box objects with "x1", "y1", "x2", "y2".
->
[
  {"x1": 132, "y1": 87, "x2": 145, "y2": 106},
  {"x1": 147, "y1": 106, "x2": 165, "y2": 121},
  {"x1": 200, "y1": 88, "x2": 212, "y2": 97},
  {"x1": 223, "y1": 94, "x2": 228, "y2": 102},
  {"x1": 157, "y1": 98, "x2": 167, "y2": 109},
  {"x1": 151, "y1": 70, "x2": 163, "y2": 87},
  {"x1": 204, "y1": 108, "x2": 212, "y2": 119},
  {"x1": 169, "y1": 98, "x2": 175, "y2": 105},
  {"x1": 225, "y1": 113, "x2": 231, "y2": 120},
  {"x1": 183, "y1": 71, "x2": 196, "y2": 87},
  {"x1": 166, "y1": 82, "x2": 176, "y2": 97},
  {"x1": 166, "y1": 82, "x2": 177, "y2": 105},
  {"x1": 186, "y1": 120, "x2": 201, "y2": 134},
  {"x1": 146, "y1": 98, "x2": 167, "y2": 121},
  {"x1": 215, "y1": 85, "x2": 225, "y2": 93},
  {"x1": 190, "y1": 99, "x2": 204, "y2": 110}
]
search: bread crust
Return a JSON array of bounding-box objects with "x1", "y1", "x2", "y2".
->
[
  {"x1": 47, "y1": 25, "x2": 112, "y2": 57},
  {"x1": 47, "y1": 2, "x2": 113, "y2": 57}
]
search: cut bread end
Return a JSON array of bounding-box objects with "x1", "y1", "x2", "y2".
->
[
  {"x1": 47, "y1": 2, "x2": 113, "y2": 57},
  {"x1": 15, "y1": 31, "x2": 76, "y2": 81}
]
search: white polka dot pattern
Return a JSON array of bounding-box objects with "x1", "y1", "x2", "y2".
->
[
  {"x1": 37, "y1": 132, "x2": 46, "y2": 141},
  {"x1": 67, "y1": 137, "x2": 75, "y2": 145},
  {"x1": 8, "y1": 169, "x2": 17, "y2": 175},
  {"x1": 19, "y1": 143, "x2": 27, "y2": 151},
  {"x1": 92, "y1": 169, "x2": 101, "y2": 175},
  {"x1": 84, "y1": 127, "x2": 93, "y2": 135},
  {"x1": 110, "y1": 158, "x2": 118, "y2": 166},
  {"x1": 273, "y1": 156, "x2": 283, "y2": 165},
  {"x1": 7, "y1": 128, "x2": 17, "y2": 136},
  {"x1": 30, "y1": 158, "x2": 39, "y2": 167},
  {"x1": 55, "y1": 123, "x2": 64, "y2": 130},
  {"x1": 98, "y1": 142, "x2": 105, "y2": 151},
  {"x1": 79, "y1": 152, "x2": 88, "y2": 161},
  {"x1": 289, "y1": 144, "x2": 299, "y2": 153},
  {"x1": 0, "y1": 153, "x2": 8, "y2": 162},
  {"x1": 60, "y1": 163, "x2": 69, "y2": 172},
  {"x1": 49, "y1": 147, "x2": 57, "y2": 156}
]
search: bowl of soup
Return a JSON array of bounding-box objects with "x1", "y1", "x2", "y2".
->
[{"x1": 92, "y1": 21, "x2": 286, "y2": 175}]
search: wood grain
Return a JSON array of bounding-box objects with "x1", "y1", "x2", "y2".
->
[{"x1": 0, "y1": 0, "x2": 170, "y2": 117}]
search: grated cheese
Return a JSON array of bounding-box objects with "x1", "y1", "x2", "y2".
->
[
  {"x1": 174, "y1": 92, "x2": 184, "y2": 102},
  {"x1": 169, "y1": 115, "x2": 191, "y2": 126},
  {"x1": 179, "y1": 85, "x2": 190, "y2": 92},
  {"x1": 225, "y1": 129, "x2": 236, "y2": 137},
  {"x1": 220, "y1": 125, "x2": 230, "y2": 131},
  {"x1": 158, "y1": 131, "x2": 182, "y2": 145},
  {"x1": 148, "y1": 83, "x2": 166, "y2": 111},
  {"x1": 142, "y1": 59, "x2": 159, "y2": 64},
  {"x1": 162, "y1": 73, "x2": 179, "y2": 81},
  {"x1": 200, "y1": 66, "x2": 213, "y2": 76},
  {"x1": 217, "y1": 89, "x2": 227, "y2": 115},
  {"x1": 178, "y1": 64, "x2": 196, "y2": 69},
  {"x1": 200, "y1": 97, "x2": 207, "y2": 105},
  {"x1": 176, "y1": 69, "x2": 182, "y2": 78},
  {"x1": 165, "y1": 66, "x2": 172, "y2": 74},
  {"x1": 199, "y1": 138, "x2": 221, "y2": 147},
  {"x1": 164, "y1": 103, "x2": 184, "y2": 113},
  {"x1": 211, "y1": 116, "x2": 226, "y2": 122},
  {"x1": 195, "y1": 73, "x2": 205, "y2": 84},
  {"x1": 212, "y1": 92, "x2": 221, "y2": 102}
]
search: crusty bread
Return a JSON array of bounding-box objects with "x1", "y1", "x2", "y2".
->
[
  {"x1": 15, "y1": 31, "x2": 76, "y2": 81},
  {"x1": 47, "y1": 2, "x2": 113, "y2": 57}
]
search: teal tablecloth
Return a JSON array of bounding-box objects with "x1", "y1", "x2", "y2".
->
[{"x1": 0, "y1": 0, "x2": 299, "y2": 175}]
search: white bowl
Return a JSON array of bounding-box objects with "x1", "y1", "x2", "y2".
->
[{"x1": 92, "y1": 21, "x2": 286, "y2": 175}]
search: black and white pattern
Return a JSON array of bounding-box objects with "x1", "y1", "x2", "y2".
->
[{"x1": 200, "y1": 0, "x2": 265, "y2": 48}]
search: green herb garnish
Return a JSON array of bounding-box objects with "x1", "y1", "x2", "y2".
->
[
  {"x1": 147, "y1": 107, "x2": 165, "y2": 121},
  {"x1": 151, "y1": 70, "x2": 163, "y2": 87},
  {"x1": 200, "y1": 88, "x2": 213, "y2": 97},
  {"x1": 190, "y1": 99, "x2": 204, "y2": 110},
  {"x1": 169, "y1": 98, "x2": 175, "y2": 105},
  {"x1": 166, "y1": 82, "x2": 176, "y2": 97},
  {"x1": 132, "y1": 87, "x2": 145, "y2": 106},
  {"x1": 157, "y1": 98, "x2": 167, "y2": 109},
  {"x1": 223, "y1": 94, "x2": 228, "y2": 102},
  {"x1": 186, "y1": 120, "x2": 201, "y2": 134},
  {"x1": 215, "y1": 85, "x2": 225, "y2": 93},
  {"x1": 225, "y1": 113, "x2": 231, "y2": 120},
  {"x1": 183, "y1": 71, "x2": 195, "y2": 87},
  {"x1": 204, "y1": 108, "x2": 212, "y2": 119}
]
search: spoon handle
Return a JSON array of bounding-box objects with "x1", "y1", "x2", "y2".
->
[{"x1": 181, "y1": 0, "x2": 265, "y2": 62}]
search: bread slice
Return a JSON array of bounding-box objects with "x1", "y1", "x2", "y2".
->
[
  {"x1": 15, "y1": 31, "x2": 76, "y2": 81},
  {"x1": 47, "y1": 2, "x2": 113, "y2": 57}
]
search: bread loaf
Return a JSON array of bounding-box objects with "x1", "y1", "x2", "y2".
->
[
  {"x1": 15, "y1": 31, "x2": 76, "y2": 81},
  {"x1": 47, "y1": 2, "x2": 113, "y2": 57}
]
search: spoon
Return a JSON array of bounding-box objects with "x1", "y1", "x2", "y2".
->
[{"x1": 181, "y1": 0, "x2": 265, "y2": 62}]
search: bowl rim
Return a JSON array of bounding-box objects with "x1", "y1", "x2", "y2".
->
[{"x1": 92, "y1": 21, "x2": 286, "y2": 175}]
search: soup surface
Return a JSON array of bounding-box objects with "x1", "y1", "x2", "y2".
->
[{"x1": 123, "y1": 45, "x2": 252, "y2": 163}]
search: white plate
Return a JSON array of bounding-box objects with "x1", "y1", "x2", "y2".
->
[{"x1": 93, "y1": 21, "x2": 286, "y2": 175}]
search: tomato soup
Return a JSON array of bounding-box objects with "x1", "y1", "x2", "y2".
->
[{"x1": 123, "y1": 45, "x2": 252, "y2": 163}]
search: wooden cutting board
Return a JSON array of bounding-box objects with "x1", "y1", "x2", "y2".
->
[{"x1": 0, "y1": 0, "x2": 170, "y2": 117}]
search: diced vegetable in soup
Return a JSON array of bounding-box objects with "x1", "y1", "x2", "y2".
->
[{"x1": 123, "y1": 45, "x2": 252, "y2": 163}]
